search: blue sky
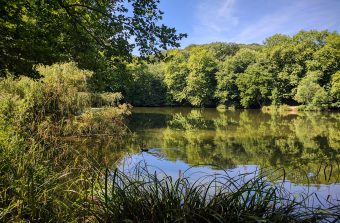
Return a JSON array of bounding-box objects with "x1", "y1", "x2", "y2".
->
[{"x1": 158, "y1": 0, "x2": 340, "y2": 47}]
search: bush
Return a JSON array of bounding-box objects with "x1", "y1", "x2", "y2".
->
[
  {"x1": 0, "y1": 63, "x2": 91, "y2": 124},
  {"x1": 0, "y1": 62, "x2": 130, "y2": 138},
  {"x1": 262, "y1": 104, "x2": 295, "y2": 114},
  {"x1": 36, "y1": 62, "x2": 93, "y2": 117},
  {"x1": 66, "y1": 105, "x2": 131, "y2": 137},
  {"x1": 90, "y1": 92, "x2": 124, "y2": 107}
]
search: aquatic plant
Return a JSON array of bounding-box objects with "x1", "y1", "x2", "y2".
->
[{"x1": 83, "y1": 165, "x2": 340, "y2": 222}]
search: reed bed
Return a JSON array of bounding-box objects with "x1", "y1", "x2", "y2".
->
[{"x1": 85, "y1": 165, "x2": 340, "y2": 223}]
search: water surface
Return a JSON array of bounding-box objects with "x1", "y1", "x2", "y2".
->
[{"x1": 122, "y1": 107, "x2": 340, "y2": 204}]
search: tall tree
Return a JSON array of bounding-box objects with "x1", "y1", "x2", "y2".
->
[
  {"x1": 236, "y1": 63, "x2": 273, "y2": 108},
  {"x1": 294, "y1": 71, "x2": 329, "y2": 107},
  {"x1": 163, "y1": 50, "x2": 189, "y2": 104},
  {"x1": 185, "y1": 47, "x2": 217, "y2": 107},
  {"x1": 215, "y1": 48, "x2": 257, "y2": 106},
  {"x1": 0, "y1": 0, "x2": 186, "y2": 77}
]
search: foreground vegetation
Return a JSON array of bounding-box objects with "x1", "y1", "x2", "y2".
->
[
  {"x1": 0, "y1": 62, "x2": 130, "y2": 221},
  {"x1": 59, "y1": 166, "x2": 340, "y2": 222}
]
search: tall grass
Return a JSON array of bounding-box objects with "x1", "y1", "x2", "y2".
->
[{"x1": 86, "y1": 165, "x2": 340, "y2": 223}]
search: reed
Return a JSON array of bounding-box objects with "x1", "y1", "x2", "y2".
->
[{"x1": 85, "y1": 165, "x2": 340, "y2": 223}]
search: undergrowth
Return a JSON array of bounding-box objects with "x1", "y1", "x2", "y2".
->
[{"x1": 0, "y1": 62, "x2": 131, "y2": 140}]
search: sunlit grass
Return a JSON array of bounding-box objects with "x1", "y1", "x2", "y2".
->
[{"x1": 87, "y1": 165, "x2": 339, "y2": 223}]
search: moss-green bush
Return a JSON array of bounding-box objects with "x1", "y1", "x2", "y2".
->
[
  {"x1": 90, "y1": 92, "x2": 124, "y2": 107},
  {"x1": 0, "y1": 62, "x2": 130, "y2": 139}
]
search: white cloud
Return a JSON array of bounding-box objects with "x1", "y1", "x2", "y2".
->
[
  {"x1": 229, "y1": 0, "x2": 340, "y2": 43},
  {"x1": 188, "y1": 0, "x2": 340, "y2": 45}
]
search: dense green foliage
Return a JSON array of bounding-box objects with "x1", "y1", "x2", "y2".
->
[
  {"x1": 0, "y1": 62, "x2": 130, "y2": 139},
  {"x1": 0, "y1": 0, "x2": 186, "y2": 80},
  {"x1": 113, "y1": 30, "x2": 340, "y2": 109},
  {"x1": 2, "y1": 3, "x2": 338, "y2": 110}
]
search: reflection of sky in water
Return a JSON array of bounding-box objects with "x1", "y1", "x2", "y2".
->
[
  {"x1": 128, "y1": 108, "x2": 340, "y2": 185},
  {"x1": 120, "y1": 151, "x2": 340, "y2": 208}
]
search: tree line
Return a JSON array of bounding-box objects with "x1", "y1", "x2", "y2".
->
[{"x1": 109, "y1": 30, "x2": 339, "y2": 109}]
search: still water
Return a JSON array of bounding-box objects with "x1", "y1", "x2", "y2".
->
[{"x1": 122, "y1": 107, "x2": 340, "y2": 204}]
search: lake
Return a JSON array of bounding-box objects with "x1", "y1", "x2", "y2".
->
[{"x1": 121, "y1": 107, "x2": 340, "y2": 205}]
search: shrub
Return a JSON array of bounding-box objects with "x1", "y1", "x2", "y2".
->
[
  {"x1": 0, "y1": 62, "x2": 130, "y2": 138},
  {"x1": 65, "y1": 105, "x2": 131, "y2": 137},
  {"x1": 37, "y1": 62, "x2": 93, "y2": 117},
  {"x1": 90, "y1": 92, "x2": 124, "y2": 107}
]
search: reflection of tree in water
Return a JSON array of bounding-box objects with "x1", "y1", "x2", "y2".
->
[
  {"x1": 214, "y1": 111, "x2": 340, "y2": 184},
  {"x1": 169, "y1": 109, "x2": 213, "y2": 130},
  {"x1": 128, "y1": 108, "x2": 340, "y2": 184},
  {"x1": 65, "y1": 137, "x2": 131, "y2": 168},
  {"x1": 128, "y1": 112, "x2": 171, "y2": 130},
  {"x1": 165, "y1": 110, "x2": 235, "y2": 168}
]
